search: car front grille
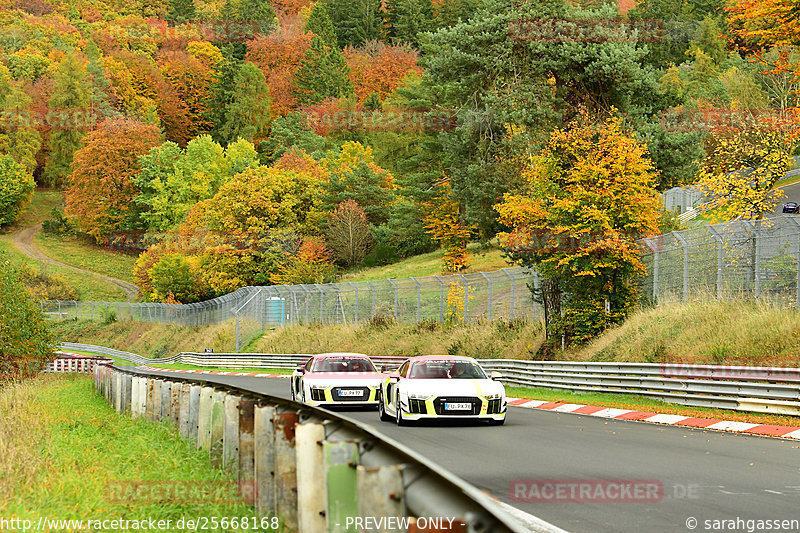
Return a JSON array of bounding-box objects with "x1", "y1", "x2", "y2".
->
[
  {"x1": 332, "y1": 387, "x2": 370, "y2": 402},
  {"x1": 433, "y1": 396, "x2": 482, "y2": 416}
]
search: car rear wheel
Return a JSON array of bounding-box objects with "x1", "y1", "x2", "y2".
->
[{"x1": 378, "y1": 392, "x2": 392, "y2": 422}]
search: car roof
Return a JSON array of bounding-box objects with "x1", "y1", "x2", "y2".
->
[{"x1": 313, "y1": 353, "x2": 371, "y2": 359}]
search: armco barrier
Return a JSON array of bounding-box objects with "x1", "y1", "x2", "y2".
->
[
  {"x1": 75, "y1": 344, "x2": 800, "y2": 416},
  {"x1": 93, "y1": 363, "x2": 535, "y2": 533}
]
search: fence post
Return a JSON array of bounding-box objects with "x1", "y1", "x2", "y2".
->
[
  {"x1": 350, "y1": 282, "x2": 359, "y2": 323},
  {"x1": 672, "y1": 231, "x2": 690, "y2": 303},
  {"x1": 410, "y1": 277, "x2": 421, "y2": 323},
  {"x1": 459, "y1": 274, "x2": 468, "y2": 322},
  {"x1": 502, "y1": 268, "x2": 515, "y2": 320},
  {"x1": 754, "y1": 222, "x2": 762, "y2": 300},
  {"x1": 707, "y1": 226, "x2": 724, "y2": 299},
  {"x1": 644, "y1": 238, "x2": 659, "y2": 302},
  {"x1": 433, "y1": 275, "x2": 444, "y2": 324},
  {"x1": 790, "y1": 217, "x2": 800, "y2": 308},
  {"x1": 235, "y1": 312, "x2": 240, "y2": 352},
  {"x1": 388, "y1": 279, "x2": 399, "y2": 319},
  {"x1": 366, "y1": 281, "x2": 376, "y2": 319},
  {"x1": 480, "y1": 272, "x2": 492, "y2": 321}
]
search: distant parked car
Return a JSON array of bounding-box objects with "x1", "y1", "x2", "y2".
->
[{"x1": 783, "y1": 202, "x2": 799, "y2": 214}]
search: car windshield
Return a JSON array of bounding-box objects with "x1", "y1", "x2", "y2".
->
[
  {"x1": 408, "y1": 360, "x2": 486, "y2": 379},
  {"x1": 312, "y1": 358, "x2": 376, "y2": 373}
]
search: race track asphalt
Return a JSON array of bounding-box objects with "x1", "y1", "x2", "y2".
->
[{"x1": 135, "y1": 371, "x2": 800, "y2": 533}]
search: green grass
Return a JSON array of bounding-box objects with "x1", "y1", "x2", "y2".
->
[
  {"x1": 0, "y1": 375, "x2": 280, "y2": 531},
  {"x1": 149, "y1": 363, "x2": 293, "y2": 374},
  {"x1": 0, "y1": 237, "x2": 126, "y2": 301},
  {"x1": 34, "y1": 233, "x2": 137, "y2": 284},
  {"x1": 506, "y1": 385, "x2": 800, "y2": 427},
  {"x1": 2, "y1": 188, "x2": 64, "y2": 232},
  {"x1": 339, "y1": 242, "x2": 512, "y2": 282}
]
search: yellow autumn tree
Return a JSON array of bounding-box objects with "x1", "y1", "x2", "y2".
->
[
  {"x1": 495, "y1": 113, "x2": 661, "y2": 350},
  {"x1": 695, "y1": 126, "x2": 794, "y2": 221}
]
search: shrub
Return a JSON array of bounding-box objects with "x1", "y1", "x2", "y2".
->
[
  {"x1": 0, "y1": 253, "x2": 55, "y2": 381},
  {"x1": 0, "y1": 154, "x2": 34, "y2": 228}
]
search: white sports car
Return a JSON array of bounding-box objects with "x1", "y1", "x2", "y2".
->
[
  {"x1": 291, "y1": 353, "x2": 385, "y2": 408},
  {"x1": 378, "y1": 355, "x2": 506, "y2": 425}
]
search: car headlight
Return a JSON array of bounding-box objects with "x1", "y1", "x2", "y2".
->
[{"x1": 408, "y1": 393, "x2": 432, "y2": 400}]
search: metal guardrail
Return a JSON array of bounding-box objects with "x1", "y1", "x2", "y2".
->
[
  {"x1": 73, "y1": 344, "x2": 800, "y2": 416},
  {"x1": 93, "y1": 364, "x2": 538, "y2": 533}
]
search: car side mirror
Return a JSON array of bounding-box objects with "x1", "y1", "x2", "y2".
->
[
  {"x1": 388, "y1": 373, "x2": 400, "y2": 382},
  {"x1": 297, "y1": 365, "x2": 306, "y2": 374},
  {"x1": 490, "y1": 371, "x2": 502, "y2": 380}
]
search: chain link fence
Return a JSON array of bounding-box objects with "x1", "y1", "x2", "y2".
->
[
  {"x1": 43, "y1": 267, "x2": 540, "y2": 350},
  {"x1": 640, "y1": 214, "x2": 800, "y2": 306}
]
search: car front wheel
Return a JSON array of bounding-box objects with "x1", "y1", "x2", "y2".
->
[
  {"x1": 395, "y1": 396, "x2": 409, "y2": 426},
  {"x1": 378, "y1": 392, "x2": 392, "y2": 422}
]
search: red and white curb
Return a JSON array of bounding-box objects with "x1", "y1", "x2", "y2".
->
[
  {"x1": 137, "y1": 365, "x2": 291, "y2": 379},
  {"x1": 506, "y1": 397, "x2": 800, "y2": 440}
]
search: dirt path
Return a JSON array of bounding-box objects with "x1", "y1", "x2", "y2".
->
[{"x1": 12, "y1": 223, "x2": 140, "y2": 302}]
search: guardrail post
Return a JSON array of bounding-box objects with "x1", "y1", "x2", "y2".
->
[
  {"x1": 130, "y1": 376, "x2": 140, "y2": 418},
  {"x1": 179, "y1": 383, "x2": 191, "y2": 439},
  {"x1": 123, "y1": 373, "x2": 132, "y2": 413},
  {"x1": 324, "y1": 441, "x2": 359, "y2": 533},
  {"x1": 210, "y1": 390, "x2": 226, "y2": 463},
  {"x1": 114, "y1": 372, "x2": 122, "y2": 412},
  {"x1": 152, "y1": 380, "x2": 162, "y2": 421},
  {"x1": 238, "y1": 398, "x2": 256, "y2": 490},
  {"x1": 223, "y1": 394, "x2": 241, "y2": 474},
  {"x1": 170, "y1": 383, "x2": 182, "y2": 427},
  {"x1": 254, "y1": 405, "x2": 276, "y2": 517},
  {"x1": 274, "y1": 412, "x2": 299, "y2": 531},
  {"x1": 197, "y1": 386, "x2": 214, "y2": 451},
  {"x1": 159, "y1": 381, "x2": 171, "y2": 421},
  {"x1": 188, "y1": 384, "x2": 202, "y2": 444},
  {"x1": 357, "y1": 465, "x2": 404, "y2": 523},
  {"x1": 296, "y1": 423, "x2": 326, "y2": 533}
]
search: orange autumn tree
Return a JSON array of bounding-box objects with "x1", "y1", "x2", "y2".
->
[
  {"x1": 65, "y1": 118, "x2": 162, "y2": 244},
  {"x1": 246, "y1": 29, "x2": 314, "y2": 117},
  {"x1": 726, "y1": 0, "x2": 800, "y2": 137},
  {"x1": 342, "y1": 42, "x2": 422, "y2": 103},
  {"x1": 495, "y1": 114, "x2": 661, "y2": 350},
  {"x1": 423, "y1": 181, "x2": 473, "y2": 272}
]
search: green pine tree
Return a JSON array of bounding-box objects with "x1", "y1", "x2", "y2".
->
[
  {"x1": 305, "y1": 3, "x2": 338, "y2": 49},
  {"x1": 385, "y1": 0, "x2": 433, "y2": 47},
  {"x1": 293, "y1": 37, "x2": 354, "y2": 106},
  {"x1": 325, "y1": 0, "x2": 383, "y2": 48}
]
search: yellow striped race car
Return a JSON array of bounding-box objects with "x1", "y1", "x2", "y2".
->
[{"x1": 378, "y1": 355, "x2": 506, "y2": 425}]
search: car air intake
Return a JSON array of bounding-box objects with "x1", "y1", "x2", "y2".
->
[
  {"x1": 310, "y1": 388, "x2": 326, "y2": 401},
  {"x1": 409, "y1": 399, "x2": 427, "y2": 414},
  {"x1": 487, "y1": 399, "x2": 502, "y2": 414}
]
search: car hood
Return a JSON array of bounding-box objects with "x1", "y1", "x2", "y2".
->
[{"x1": 400, "y1": 378, "x2": 504, "y2": 397}]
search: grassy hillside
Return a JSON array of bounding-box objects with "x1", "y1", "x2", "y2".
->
[
  {"x1": 49, "y1": 297, "x2": 800, "y2": 367},
  {"x1": 34, "y1": 233, "x2": 137, "y2": 284},
  {"x1": 340, "y1": 242, "x2": 512, "y2": 281}
]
